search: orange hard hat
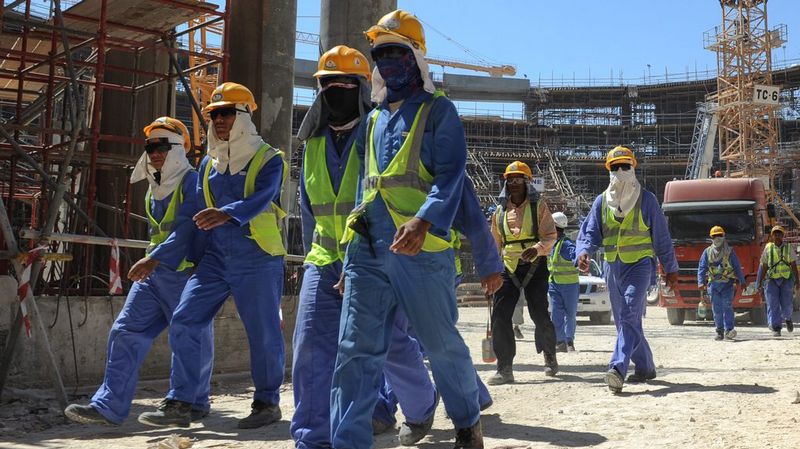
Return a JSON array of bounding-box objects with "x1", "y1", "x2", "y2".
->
[
  {"x1": 315, "y1": 45, "x2": 371, "y2": 80},
  {"x1": 143, "y1": 116, "x2": 191, "y2": 153},
  {"x1": 365, "y1": 9, "x2": 427, "y2": 55},
  {"x1": 605, "y1": 146, "x2": 638, "y2": 171},
  {"x1": 504, "y1": 161, "x2": 533, "y2": 180},
  {"x1": 202, "y1": 82, "x2": 257, "y2": 114}
]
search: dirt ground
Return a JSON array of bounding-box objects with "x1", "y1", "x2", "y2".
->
[{"x1": 2, "y1": 305, "x2": 799, "y2": 449}]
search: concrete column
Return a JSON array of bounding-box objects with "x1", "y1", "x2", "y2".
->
[{"x1": 320, "y1": 0, "x2": 397, "y2": 57}]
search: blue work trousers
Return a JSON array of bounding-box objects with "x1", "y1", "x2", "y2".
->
[
  {"x1": 331, "y1": 237, "x2": 480, "y2": 449},
  {"x1": 167, "y1": 250, "x2": 284, "y2": 405},
  {"x1": 606, "y1": 258, "x2": 655, "y2": 378},
  {"x1": 549, "y1": 282, "x2": 580, "y2": 344},
  {"x1": 91, "y1": 266, "x2": 213, "y2": 424},
  {"x1": 765, "y1": 278, "x2": 794, "y2": 329},
  {"x1": 709, "y1": 280, "x2": 736, "y2": 332},
  {"x1": 291, "y1": 262, "x2": 436, "y2": 449}
]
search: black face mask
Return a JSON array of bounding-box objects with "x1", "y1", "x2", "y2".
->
[{"x1": 322, "y1": 87, "x2": 360, "y2": 126}]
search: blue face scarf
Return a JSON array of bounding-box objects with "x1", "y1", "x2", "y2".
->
[{"x1": 375, "y1": 49, "x2": 422, "y2": 102}]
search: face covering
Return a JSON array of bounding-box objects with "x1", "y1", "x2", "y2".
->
[
  {"x1": 322, "y1": 86, "x2": 360, "y2": 125},
  {"x1": 605, "y1": 167, "x2": 641, "y2": 218},
  {"x1": 712, "y1": 237, "x2": 725, "y2": 247},
  {"x1": 375, "y1": 50, "x2": 422, "y2": 102}
]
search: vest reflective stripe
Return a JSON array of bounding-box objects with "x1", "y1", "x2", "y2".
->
[
  {"x1": 453, "y1": 234, "x2": 463, "y2": 277},
  {"x1": 601, "y1": 191, "x2": 654, "y2": 263},
  {"x1": 145, "y1": 173, "x2": 193, "y2": 272},
  {"x1": 706, "y1": 248, "x2": 735, "y2": 282},
  {"x1": 548, "y1": 237, "x2": 579, "y2": 284},
  {"x1": 766, "y1": 243, "x2": 792, "y2": 279},
  {"x1": 202, "y1": 145, "x2": 287, "y2": 256},
  {"x1": 495, "y1": 202, "x2": 538, "y2": 272},
  {"x1": 303, "y1": 135, "x2": 359, "y2": 266},
  {"x1": 342, "y1": 90, "x2": 454, "y2": 252}
]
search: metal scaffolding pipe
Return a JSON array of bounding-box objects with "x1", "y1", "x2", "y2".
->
[{"x1": 20, "y1": 229, "x2": 150, "y2": 249}]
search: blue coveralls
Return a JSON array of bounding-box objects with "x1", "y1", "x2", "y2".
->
[
  {"x1": 697, "y1": 246, "x2": 746, "y2": 333},
  {"x1": 291, "y1": 128, "x2": 436, "y2": 449},
  {"x1": 756, "y1": 244, "x2": 796, "y2": 330},
  {"x1": 166, "y1": 153, "x2": 285, "y2": 406},
  {"x1": 91, "y1": 172, "x2": 214, "y2": 424},
  {"x1": 576, "y1": 191, "x2": 678, "y2": 378},
  {"x1": 331, "y1": 90, "x2": 480, "y2": 449},
  {"x1": 549, "y1": 237, "x2": 580, "y2": 345}
]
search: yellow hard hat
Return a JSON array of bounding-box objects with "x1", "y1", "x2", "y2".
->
[
  {"x1": 202, "y1": 82, "x2": 257, "y2": 114},
  {"x1": 771, "y1": 225, "x2": 785, "y2": 235},
  {"x1": 143, "y1": 116, "x2": 191, "y2": 153},
  {"x1": 314, "y1": 45, "x2": 371, "y2": 80},
  {"x1": 504, "y1": 161, "x2": 533, "y2": 180},
  {"x1": 605, "y1": 146, "x2": 638, "y2": 171},
  {"x1": 365, "y1": 9, "x2": 427, "y2": 55},
  {"x1": 709, "y1": 226, "x2": 725, "y2": 237}
]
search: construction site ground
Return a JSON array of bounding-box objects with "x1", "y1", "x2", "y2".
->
[{"x1": 2, "y1": 306, "x2": 799, "y2": 449}]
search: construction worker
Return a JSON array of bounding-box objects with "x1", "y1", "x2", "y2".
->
[
  {"x1": 487, "y1": 161, "x2": 558, "y2": 385},
  {"x1": 138, "y1": 82, "x2": 288, "y2": 428},
  {"x1": 330, "y1": 10, "x2": 483, "y2": 449},
  {"x1": 576, "y1": 146, "x2": 678, "y2": 393},
  {"x1": 548, "y1": 211, "x2": 580, "y2": 352},
  {"x1": 292, "y1": 45, "x2": 440, "y2": 448},
  {"x1": 697, "y1": 226, "x2": 746, "y2": 341},
  {"x1": 756, "y1": 225, "x2": 799, "y2": 336},
  {"x1": 64, "y1": 117, "x2": 213, "y2": 425}
]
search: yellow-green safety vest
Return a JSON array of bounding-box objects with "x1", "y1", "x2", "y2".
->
[
  {"x1": 494, "y1": 201, "x2": 539, "y2": 272},
  {"x1": 144, "y1": 172, "x2": 193, "y2": 272},
  {"x1": 342, "y1": 90, "x2": 455, "y2": 252},
  {"x1": 454, "y1": 234, "x2": 463, "y2": 276},
  {"x1": 706, "y1": 248, "x2": 735, "y2": 282},
  {"x1": 303, "y1": 135, "x2": 359, "y2": 266},
  {"x1": 601, "y1": 192, "x2": 654, "y2": 263},
  {"x1": 547, "y1": 237, "x2": 578, "y2": 284},
  {"x1": 202, "y1": 144, "x2": 288, "y2": 256},
  {"x1": 766, "y1": 242, "x2": 792, "y2": 279}
]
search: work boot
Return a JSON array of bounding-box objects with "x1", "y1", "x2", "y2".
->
[
  {"x1": 715, "y1": 329, "x2": 724, "y2": 341},
  {"x1": 555, "y1": 342, "x2": 568, "y2": 353},
  {"x1": 453, "y1": 420, "x2": 484, "y2": 449},
  {"x1": 487, "y1": 366, "x2": 514, "y2": 385},
  {"x1": 725, "y1": 329, "x2": 737, "y2": 340},
  {"x1": 627, "y1": 370, "x2": 657, "y2": 383},
  {"x1": 64, "y1": 404, "x2": 117, "y2": 426},
  {"x1": 786, "y1": 320, "x2": 794, "y2": 333},
  {"x1": 605, "y1": 368, "x2": 624, "y2": 393},
  {"x1": 772, "y1": 327, "x2": 782, "y2": 337},
  {"x1": 372, "y1": 418, "x2": 395, "y2": 435},
  {"x1": 567, "y1": 341, "x2": 576, "y2": 352},
  {"x1": 137, "y1": 399, "x2": 191, "y2": 428},
  {"x1": 156, "y1": 399, "x2": 208, "y2": 422},
  {"x1": 513, "y1": 325, "x2": 524, "y2": 340},
  {"x1": 543, "y1": 353, "x2": 559, "y2": 377},
  {"x1": 399, "y1": 392, "x2": 438, "y2": 445},
  {"x1": 237, "y1": 400, "x2": 281, "y2": 429}
]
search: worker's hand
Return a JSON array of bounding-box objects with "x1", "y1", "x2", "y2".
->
[
  {"x1": 665, "y1": 272, "x2": 679, "y2": 291},
  {"x1": 698, "y1": 284, "x2": 706, "y2": 291},
  {"x1": 128, "y1": 256, "x2": 160, "y2": 282},
  {"x1": 520, "y1": 247, "x2": 539, "y2": 262},
  {"x1": 390, "y1": 217, "x2": 431, "y2": 256},
  {"x1": 480, "y1": 272, "x2": 503, "y2": 296},
  {"x1": 577, "y1": 253, "x2": 590, "y2": 273},
  {"x1": 333, "y1": 271, "x2": 345, "y2": 296},
  {"x1": 193, "y1": 208, "x2": 231, "y2": 230}
]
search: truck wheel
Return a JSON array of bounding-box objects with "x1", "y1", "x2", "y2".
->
[
  {"x1": 750, "y1": 305, "x2": 767, "y2": 325},
  {"x1": 685, "y1": 309, "x2": 697, "y2": 321},
  {"x1": 589, "y1": 312, "x2": 611, "y2": 325},
  {"x1": 667, "y1": 308, "x2": 685, "y2": 325}
]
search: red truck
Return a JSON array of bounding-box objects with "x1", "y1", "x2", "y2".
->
[{"x1": 658, "y1": 178, "x2": 768, "y2": 325}]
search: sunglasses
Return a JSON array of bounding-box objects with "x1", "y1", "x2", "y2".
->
[
  {"x1": 209, "y1": 107, "x2": 246, "y2": 120},
  {"x1": 144, "y1": 138, "x2": 178, "y2": 154},
  {"x1": 506, "y1": 177, "x2": 527, "y2": 185},
  {"x1": 609, "y1": 163, "x2": 632, "y2": 172}
]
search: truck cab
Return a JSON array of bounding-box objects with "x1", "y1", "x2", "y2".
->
[{"x1": 659, "y1": 178, "x2": 768, "y2": 325}]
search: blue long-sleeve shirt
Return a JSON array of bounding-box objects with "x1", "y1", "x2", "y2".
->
[
  {"x1": 576, "y1": 190, "x2": 679, "y2": 275},
  {"x1": 551, "y1": 236, "x2": 577, "y2": 264},
  {"x1": 353, "y1": 90, "x2": 467, "y2": 240},
  {"x1": 299, "y1": 128, "x2": 357, "y2": 255},
  {"x1": 452, "y1": 178, "x2": 503, "y2": 278},
  {"x1": 148, "y1": 170, "x2": 202, "y2": 270},
  {"x1": 697, "y1": 245, "x2": 746, "y2": 286}
]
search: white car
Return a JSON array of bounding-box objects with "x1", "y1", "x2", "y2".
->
[{"x1": 576, "y1": 259, "x2": 612, "y2": 324}]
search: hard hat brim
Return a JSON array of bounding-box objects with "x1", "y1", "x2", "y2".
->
[
  {"x1": 710, "y1": 232, "x2": 725, "y2": 237},
  {"x1": 503, "y1": 170, "x2": 532, "y2": 179},
  {"x1": 771, "y1": 227, "x2": 785, "y2": 234},
  {"x1": 313, "y1": 69, "x2": 370, "y2": 80},
  {"x1": 605, "y1": 156, "x2": 637, "y2": 171},
  {"x1": 365, "y1": 28, "x2": 424, "y2": 54},
  {"x1": 202, "y1": 100, "x2": 257, "y2": 114}
]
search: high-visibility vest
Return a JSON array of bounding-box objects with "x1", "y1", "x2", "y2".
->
[
  {"x1": 705, "y1": 247, "x2": 735, "y2": 283},
  {"x1": 144, "y1": 172, "x2": 193, "y2": 272},
  {"x1": 601, "y1": 191, "x2": 654, "y2": 263},
  {"x1": 342, "y1": 90, "x2": 454, "y2": 252},
  {"x1": 303, "y1": 135, "x2": 359, "y2": 266},
  {"x1": 494, "y1": 201, "x2": 538, "y2": 272},
  {"x1": 454, "y1": 234, "x2": 463, "y2": 276},
  {"x1": 766, "y1": 242, "x2": 792, "y2": 279},
  {"x1": 547, "y1": 237, "x2": 579, "y2": 284},
  {"x1": 202, "y1": 145, "x2": 288, "y2": 256}
]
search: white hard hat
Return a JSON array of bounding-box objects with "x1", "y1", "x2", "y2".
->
[{"x1": 552, "y1": 212, "x2": 568, "y2": 229}]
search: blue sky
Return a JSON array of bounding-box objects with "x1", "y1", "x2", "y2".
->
[{"x1": 296, "y1": 0, "x2": 800, "y2": 85}]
